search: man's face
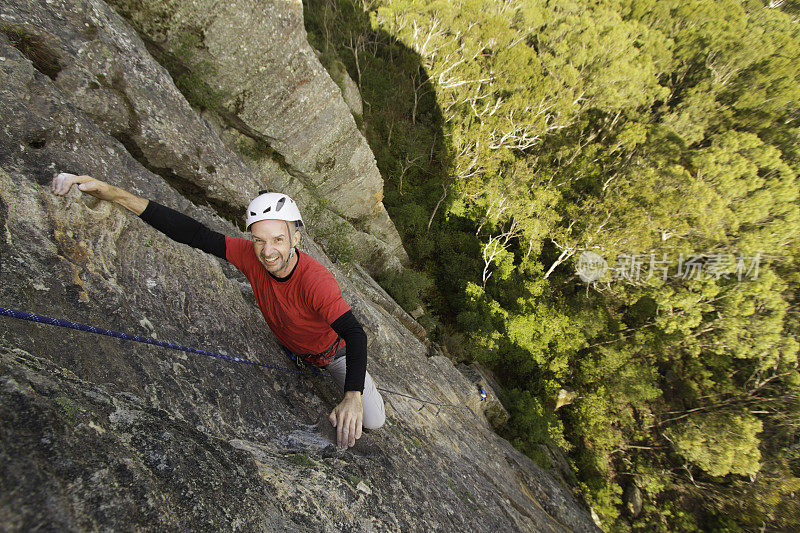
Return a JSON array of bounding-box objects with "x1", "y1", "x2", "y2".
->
[{"x1": 251, "y1": 219, "x2": 300, "y2": 277}]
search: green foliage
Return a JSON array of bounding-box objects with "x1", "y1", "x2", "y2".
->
[
  {"x1": 301, "y1": 0, "x2": 800, "y2": 528},
  {"x1": 377, "y1": 267, "x2": 434, "y2": 313},
  {"x1": 301, "y1": 194, "x2": 357, "y2": 265},
  {"x1": 53, "y1": 396, "x2": 79, "y2": 425},
  {"x1": 236, "y1": 136, "x2": 276, "y2": 161},
  {"x1": 321, "y1": 221, "x2": 356, "y2": 265},
  {"x1": 730, "y1": 455, "x2": 800, "y2": 530},
  {"x1": 666, "y1": 410, "x2": 763, "y2": 477},
  {"x1": 148, "y1": 27, "x2": 229, "y2": 113},
  {"x1": 288, "y1": 453, "x2": 315, "y2": 468},
  {"x1": 691, "y1": 131, "x2": 800, "y2": 253},
  {"x1": 500, "y1": 388, "x2": 563, "y2": 467}
]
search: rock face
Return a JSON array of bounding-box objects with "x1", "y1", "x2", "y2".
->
[
  {"x1": 458, "y1": 362, "x2": 511, "y2": 431},
  {"x1": 105, "y1": 0, "x2": 408, "y2": 271},
  {"x1": 0, "y1": 1, "x2": 598, "y2": 531},
  {"x1": 624, "y1": 481, "x2": 643, "y2": 518}
]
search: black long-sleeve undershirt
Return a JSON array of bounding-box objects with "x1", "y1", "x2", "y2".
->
[
  {"x1": 140, "y1": 201, "x2": 227, "y2": 259},
  {"x1": 139, "y1": 200, "x2": 368, "y2": 392},
  {"x1": 330, "y1": 310, "x2": 368, "y2": 393}
]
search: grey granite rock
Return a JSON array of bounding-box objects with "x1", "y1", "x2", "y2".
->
[
  {"x1": 0, "y1": 1, "x2": 599, "y2": 531},
  {"x1": 624, "y1": 480, "x2": 643, "y2": 518},
  {"x1": 0, "y1": 0, "x2": 263, "y2": 224},
  {"x1": 458, "y1": 362, "x2": 511, "y2": 430},
  {"x1": 104, "y1": 0, "x2": 408, "y2": 269}
]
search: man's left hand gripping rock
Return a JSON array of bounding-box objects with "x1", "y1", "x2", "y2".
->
[{"x1": 329, "y1": 391, "x2": 363, "y2": 448}]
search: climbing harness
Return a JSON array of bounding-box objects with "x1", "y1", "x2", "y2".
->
[
  {"x1": 0, "y1": 306, "x2": 466, "y2": 416},
  {"x1": 282, "y1": 344, "x2": 321, "y2": 373},
  {"x1": 281, "y1": 336, "x2": 342, "y2": 370}
]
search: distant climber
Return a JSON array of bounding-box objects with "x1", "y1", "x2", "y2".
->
[
  {"x1": 51, "y1": 172, "x2": 385, "y2": 448},
  {"x1": 478, "y1": 385, "x2": 487, "y2": 401}
]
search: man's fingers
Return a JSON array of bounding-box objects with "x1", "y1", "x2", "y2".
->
[
  {"x1": 340, "y1": 412, "x2": 358, "y2": 448},
  {"x1": 348, "y1": 417, "x2": 357, "y2": 447},
  {"x1": 342, "y1": 415, "x2": 350, "y2": 448},
  {"x1": 329, "y1": 404, "x2": 363, "y2": 448},
  {"x1": 52, "y1": 173, "x2": 92, "y2": 196},
  {"x1": 330, "y1": 409, "x2": 349, "y2": 447},
  {"x1": 77, "y1": 178, "x2": 104, "y2": 196},
  {"x1": 351, "y1": 413, "x2": 363, "y2": 446},
  {"x1": 52, "y1": 172, "x2": 77, "y2": 195},
  {"x1": 337, "y1": 413, "x2": 347, "y2": 447}
]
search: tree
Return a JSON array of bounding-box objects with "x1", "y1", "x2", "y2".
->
[{"x1": 666, "y1": 410, "x2": 763, "y2": 477}]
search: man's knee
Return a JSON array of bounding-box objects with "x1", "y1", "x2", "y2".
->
[
  {"x1": 363, "y1": 411, "x2": 385, "y2": 430},
  {"x1": 363, "y1": 395, "x2": 386, "y2": 430}
]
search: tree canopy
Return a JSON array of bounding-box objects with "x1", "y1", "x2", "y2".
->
[{"x1": 302, "y1": 0, "x2": 800, "y2": 529}]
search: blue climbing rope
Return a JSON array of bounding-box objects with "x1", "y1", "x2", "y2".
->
[
  {"x1": 0, "y1": 306, "x2": 466, "y2": 413},
  {"x1": 0, "y1": 306, "x2": 309, "y2": 376}
]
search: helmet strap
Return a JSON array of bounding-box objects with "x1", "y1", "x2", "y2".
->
[{"x1": 286, "y1": 220, "x2": 297, "y2": 261}]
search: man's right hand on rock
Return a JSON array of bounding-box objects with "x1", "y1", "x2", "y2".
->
[
  {"x1": 52, "y1": 172, "x2": 111, "y2": 200},
  {"x1": 51, "y1": 172, "x2": 148, "y2": 215}
]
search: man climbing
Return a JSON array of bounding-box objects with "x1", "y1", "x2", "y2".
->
[{"x1": 51, "y1": 172, "x2": 385, "y2": 448}]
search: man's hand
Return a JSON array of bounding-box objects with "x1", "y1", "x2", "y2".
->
[
  {"x1": 52, "y1": 173, "x2": 113, "y2": 199},
  {"x1": 51, "y1": 172, "x2": 148, "y2": 215},
  {"x1": 329, "y1": 391, "x2": 363, "y2": 448}
]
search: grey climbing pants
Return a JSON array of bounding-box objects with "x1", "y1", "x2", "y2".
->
[{"x1": 326, "y1": 350, "x2": 386, "y2": 430}]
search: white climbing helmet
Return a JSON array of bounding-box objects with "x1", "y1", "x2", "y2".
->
[{"x1": 246, "y1": 190, "x2": 304, "y2": 230}]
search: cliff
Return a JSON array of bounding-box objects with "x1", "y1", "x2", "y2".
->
[{"x1": 0, "y1": 0, "x2": 599, "y2": 531}]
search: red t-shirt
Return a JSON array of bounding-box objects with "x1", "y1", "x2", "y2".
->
[{"x1": 225, "y1": 236, "x2": 350, "y2": 357}]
